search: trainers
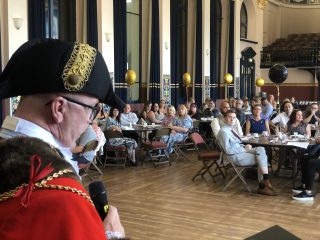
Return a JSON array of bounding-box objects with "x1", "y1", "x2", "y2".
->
[
  {"x1": 292, "y1": 185, "x2": 305, "y2": 194},
  {"x1": 292, "y1": 191, "x2": 314, "y2": 201}
]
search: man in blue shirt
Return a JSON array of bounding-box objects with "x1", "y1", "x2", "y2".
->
[{"x1": 217, "y1": 109, "x2": 276, "y2": 196}]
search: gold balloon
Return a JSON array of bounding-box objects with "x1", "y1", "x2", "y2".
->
[
  {"x1": 125, "y1": 69, "x2": 136, "y2": 85},
  {"x1": 183, "y1": 72, "x2": 191, "y2": 87},
  {"x1": 256, "y1": 78, "x2": 265, "y2": 87},
  {"x1": 224, "y1": 73, "x2": 233, "y2": 84}
]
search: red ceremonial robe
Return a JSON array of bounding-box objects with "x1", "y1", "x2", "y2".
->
[{"x1": 0, "y1": 178, "x2": 107, "y2": 240}]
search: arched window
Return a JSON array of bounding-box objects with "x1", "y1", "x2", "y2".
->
[{"x1": 240, "y1": 3, "x2": 248, "y2": 39}]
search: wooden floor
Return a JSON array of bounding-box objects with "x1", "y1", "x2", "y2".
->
[{"x1": 84, "y1": 152, "x2": 320, "y2": 240}]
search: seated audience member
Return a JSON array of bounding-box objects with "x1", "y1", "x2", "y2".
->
[
  {"x1": 91, "y1": 120, "x2": 107, "y2": 156},
  {"x1": 211, "y1": 101, "x2": 243, "y2": 138},
  {"x1": 292, "y1": 136, "x2": 320, "y2": 201},
  {"x1": 285, "y1": 109, "x2": 311, "y2": 137},
  {"x1": 199, "y1": 103, "x2": 209, "y2": 116},
  {"x1": 280, "y1": 98, "x2": 290, "y2": 112},
  {"x1": 96, "y1": 103, "x2": 106, "y2": 120},
  {"x1": 95, "y1": 104, "x2": 108, "y2": 130},
  {"x1": 105, "y1": 107, "x2": 138, "y2": 166},
  {"x1": 251, "y1": 96, "x2": 261, "y2": 110},
  {"x1": 303, "y1": 103, "x2": 320, "y2": 124},
  {"x1": 290, "y1": 96, "x2": 299, "y2": 109},
  {"x1": 245, "y1": 104, "x2": 270, "y2": 135},
  {"x1": 217, "y1": 110, "x2": 276, "y2": 196},
  {"x1": 268, "y1": 94, "x2": 277, "y2": 110},
  {"x1": 186, "y1": 97, "x2": 195, "y2": 111},
  {"x1": 161, "y1": 105, "x2": 176, "y2": 126},
  {"x1": 203, "y1": 99, "x2": 219, "y2": 118},
  {"x1": 269, "y1": 101, "x2": 293, "y2": 132},
  {"x1": 121, "y1": 104, "x2": 139, "y2": 127},
  {"x1": 140, "y1": 101, "x2": 152, "y2": 124},
  {"x1": 204, "y1": 97, "x2": 211, "y2": 105},
  {"x1": 243, "y1": 97, "x2": 251, "y2": 113},
  {"x1": 162, "y1": 104, "x2": 193, "y2": 154},
  {"x1": 147, "y1": 103, "x2": 164, "y2": 123},
  {"x1": 229, "y1": 97, "x2": 236, "y2": 109},
  {"x1": 235, "y1": 98, "x2": 246, "y2": 126},
  {"x1": 0, "y1": 137, "x2": 125, "y2": 239},
  {"x1": 120, "y1": 104, "x2": 140, "y2": 142},
  {"x1": 72, "y1": 125, "x2": 99, "y2": 164},
  {"x1": 261, "y1": 97, "x2": 273, "y2": 120},
  {"x1": 159, "y1": 99, "x2": 167, "y2": 115},
  {"x1": 188, "y1": 103, "x2": 201, "y2": 120}
]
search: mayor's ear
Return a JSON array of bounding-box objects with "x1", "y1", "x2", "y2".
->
[{"x1": 49, "y1": 96, "x2": 68, "y2": 124}]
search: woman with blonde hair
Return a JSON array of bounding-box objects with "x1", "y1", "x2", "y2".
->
[{"x1": 162, "y1": 104, "x2": 193, "y2": 154}]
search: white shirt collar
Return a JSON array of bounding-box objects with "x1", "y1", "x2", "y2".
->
[{"x1": 2, "y1": 116, "x2": 78, "y2": 174}]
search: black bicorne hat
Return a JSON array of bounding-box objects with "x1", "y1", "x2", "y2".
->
[{"x1": 0, "y1": 38, "x2": 124, "y2": 109}]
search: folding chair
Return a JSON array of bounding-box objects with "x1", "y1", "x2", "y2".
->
[
  {"x1": 103, "y1": 130, "x2": 128, "y2": 168},
  {"x1": 190, "y1": 133, "x2": 225, "y2": 182},
  {"x1": 191, "y1": 120, "x2": 200, "y2": 133},
  {"x1": 217, "y1": 142, "x2": 253, "y2": 193},
  {"x1": 173, "y1": 129, "x2": 194, "y2": 161},
  {"x1": 78, "y1": 140, "x2": 102, "y2": 180},
  {"x1": 141, "y1": 127, "x2": 171, "y2": 167}
]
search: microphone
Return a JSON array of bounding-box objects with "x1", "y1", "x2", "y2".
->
[{"x1": 89, "y1": 181, "x2": 109, "y2": 220}]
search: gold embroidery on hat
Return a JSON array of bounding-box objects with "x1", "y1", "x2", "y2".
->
[{"x1": 62, "y1": 43, "x2": 97, "y2": 92}]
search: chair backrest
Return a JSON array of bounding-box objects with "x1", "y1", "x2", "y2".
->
[
  {"x1": 82, "y1": 140, "x2": 99, "y2": 153},
  {"x1": 192, "y1": 120, "x2": 200, "y2": 131},
  {"x1": 190, "y1": 132, "x2": 205, "y2": 146},
  {"x1": 153, "y1": 127, "x2": 171, "y2": 139},
  {"x1": 104, "y1": 129, "x2": 123, "y2": 139}
]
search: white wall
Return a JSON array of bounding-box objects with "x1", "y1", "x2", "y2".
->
[
  {"x1": 263, "y1": 2, "x2": 281, "y2": 46},
  {"x1": 100, "y1": 0, "x2": 114, "y2": 74},
  {"x1": 161, "y1": 0, "x2": 170, "y2": 75},
  {"x1": 203, "y1": 0, "x2": 210, "y2": 77},
  {"x1": 261, "y1": 68, "x2": 315, "y2": 84},
  {"x1": 280, "y1": 7, "x2": 320, "y2": 38},
  {"x1": 7, "y1": 0, "x2": 28, "y2": 59},
  {"x1": 264, "y1": 2, "x2": 320, "y2": 43}
]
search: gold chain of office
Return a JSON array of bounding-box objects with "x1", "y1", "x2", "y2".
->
[{"x1": 0, "y1": 169, "x2": 94, "y2": 206}]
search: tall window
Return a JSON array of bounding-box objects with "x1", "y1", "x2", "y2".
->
[
  {"x1": 177, "y1": 0, "x2": 188, "y2": 102},
  {"x1": 240, "y1": 3, "x2": 248, "y2": 39},
  {"x1": 45, "y1": 0, "x2": 75, "y2": 40},
  {"x1": 126, "y1": 0, "x2": 141, "y2": 102},
  {"x1": 45, "y1": 0, "x2": 59, "y2": 38}
]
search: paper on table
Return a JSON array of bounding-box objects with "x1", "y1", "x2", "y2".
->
[
  {"x1": 286, "y1": 141, "x2": 309, "y2": 149},
  {"x1": 121, "y1": 126, "x2": 134, "y2": 130}
]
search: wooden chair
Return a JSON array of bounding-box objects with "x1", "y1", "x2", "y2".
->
[
  {"x1": 103, "y1": 130, "x2": 128, "y2": 168},
  {"x1": 190, "y1": 132, "x2": 225, "y2": 182},
  {"x1": 78, "y1": 140, "x2": 103, "y2": 180},
  {"x1": 141, "y1": 127, "x2": 171, "y2": 167}
]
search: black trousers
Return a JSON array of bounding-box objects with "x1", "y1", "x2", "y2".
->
[{"x1": 300, "y1": 144, "x2": 320, "y2": 189}]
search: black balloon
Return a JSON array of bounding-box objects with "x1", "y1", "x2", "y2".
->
[{"x1": 268, "y1": 64, "x2": 288, "y2": 84}]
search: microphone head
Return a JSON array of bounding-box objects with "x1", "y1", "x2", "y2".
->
[{"x1": 88, "y1": 181, "x2": 108, "y2": 205}]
